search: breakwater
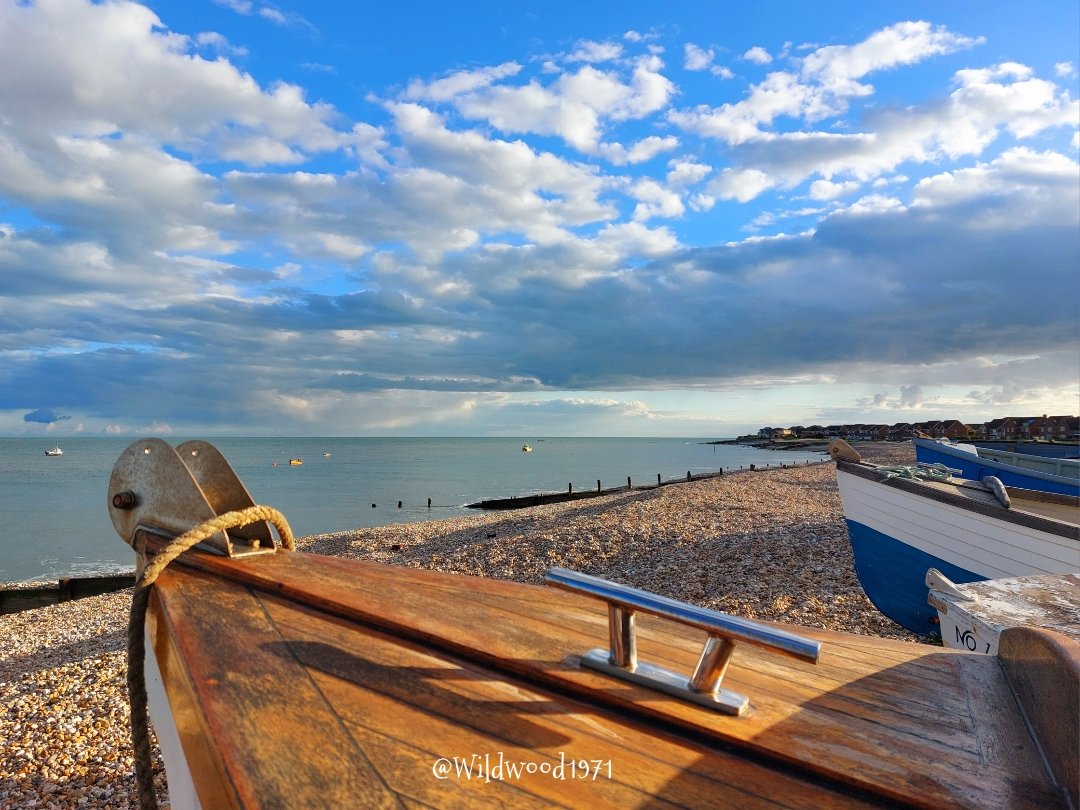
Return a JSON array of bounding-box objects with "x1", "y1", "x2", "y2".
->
[{"x1": 467, "y1": 458, "x2": 824, "y2": 510}]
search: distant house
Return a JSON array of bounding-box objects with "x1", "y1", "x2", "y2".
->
[
  {"x1": 983, "y1": 418, "x2": 1017, "y2": 439},
  {"x1": 756, "y1": 415, "x2": 1076, "y2": 443},
  {"x1": 888, "y1": 423, "x2": 914, "y2": 440},
  {"x1": 941, "y1": 420, "x2": 973, "y2": 439},
  {"x1": 911, "y1": 420, "x2": 945, "y2": 438},
  {"x1": 852, "y1": 424, "x2": 889, "y2": 440},
  {"x1": 757, "y1": 427, "x2": 794, "y2": 438},
  {"x1": 1055, "y1": 416, "x2": 1080, "y2": 439}
]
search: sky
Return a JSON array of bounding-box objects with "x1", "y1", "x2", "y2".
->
[{"x1": 0, "y1": 0, "x2": 1078, "y2": 437}]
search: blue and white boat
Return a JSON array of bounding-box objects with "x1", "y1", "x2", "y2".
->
[
  {"x1": 914, "y1": 437, "x2": 1080, "y2": 496},
  {"x1": 830, "y1": 440, "x2": 1080, "y2": 637}
]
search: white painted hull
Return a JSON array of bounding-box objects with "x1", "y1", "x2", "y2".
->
[
  {"x1": 144, "y1": 626, "x2": 201, "y2": 810},
  {"x1": 835, "y1": 463, "x2": 1079, "y2": 634},
  {"x1": 837, "y1": 468, "x2": 1078, "y2": 579}
]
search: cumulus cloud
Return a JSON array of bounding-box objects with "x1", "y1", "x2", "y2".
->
[
  {"x1": 0, "y1": 4, "x2": 1076, "y2": 435},
  {"x1": 670, "y1": 21, "x2": 987, "y2": 152},
  {"x1": 743, "y1": 46, "x2": 773, "y2": 65},
  {"x1": 673, "y1": 45, "x2": 1076, "y2": 201},
  {"x1": 685, "y1": 43, "x2": 715, "y2": 71},
  {"x1": 595, "y1": 135, "x2": 679, "y2": 165},
  {"x1": 403, "y1": 63, "x2": 523, "y2": 102},
  {"x1": 566, "y1": 39, "x2": 624, "y2": 63},
  {"x1": 417, "y1": 55, "x2": 675, "y2": 153},
  {"x1": 809, "y1": 179, "x2": 861, "y2": 200}
]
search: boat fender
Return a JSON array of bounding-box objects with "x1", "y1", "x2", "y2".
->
[{"x1": 981, "y1": 476, "x2": 1011, "y2": 509}]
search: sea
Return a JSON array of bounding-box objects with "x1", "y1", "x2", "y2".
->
[{"x1": 0, "y1": 437, "x2": 826, "y2": 583}]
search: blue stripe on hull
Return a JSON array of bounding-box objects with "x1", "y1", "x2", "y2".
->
[{"x1": 844, "y1": 519, "x2": 985, "y2": 637}]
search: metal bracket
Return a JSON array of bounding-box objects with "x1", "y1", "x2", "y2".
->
[
  {"x1": 108, "y1": 439, "x2": 277, "y2": 572},
  {"x1": 545, "y1": 568, "x2": 821, "y2": 716}
]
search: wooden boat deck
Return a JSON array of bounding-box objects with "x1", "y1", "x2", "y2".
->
[{"x1": 145, "y1": 547, "x2": 1076, "y2": 809}]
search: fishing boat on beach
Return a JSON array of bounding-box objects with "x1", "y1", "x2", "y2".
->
[
  {"x1": 830, "y1": 439, "x2": 1080, "y2": 637},
  {"x1": 914, "y1": 437, "x2": 1080, "y2": 496},
  {"x1": 927, "y1": 568, "x2": 1080, "y2": 655},
  {"x1": 45, "y1": 446, "x2": 63, "y2": 456},
  {"x1": 108, "y1": 439, "x2": 1077, "y2": 809}
]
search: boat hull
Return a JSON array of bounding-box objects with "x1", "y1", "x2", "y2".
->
[
  {"x1": 836, "y1": 463, "x2": 1079, "y2": 636},
  {"x1": 845, "y1": 518, "x2": 984, "y2": 635},
  {"x1": 914, "y1": 438, "x2": 1079, "y2": 496}
]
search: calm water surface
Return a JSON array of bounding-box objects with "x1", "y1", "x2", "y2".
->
[{"x1": 0, "y1": 437, "x2": 824, "y2": 582}]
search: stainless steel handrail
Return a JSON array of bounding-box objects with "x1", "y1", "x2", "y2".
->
[{"x1": 545, "y1": 567, "x2": 822, "y2": 716}]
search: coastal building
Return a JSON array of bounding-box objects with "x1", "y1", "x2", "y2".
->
[{"x1": 760, "y1": 415, "x2": 1077, "y2": 442}]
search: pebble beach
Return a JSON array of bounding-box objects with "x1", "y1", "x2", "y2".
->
[{"x1": 1, "y1": 441, "x2": 921, "y2": 809}]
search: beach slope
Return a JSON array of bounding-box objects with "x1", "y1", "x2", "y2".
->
[{"x1": 0, "y1": 441, "x2": 918, "y2": 808}]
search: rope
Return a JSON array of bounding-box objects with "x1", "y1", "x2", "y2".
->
[
  {"x1": 127, "y1": 505, "x2": 295, "y2": 810},
  {"x1": 877, "y1": 463, "x2": 953, "y2": 483}
]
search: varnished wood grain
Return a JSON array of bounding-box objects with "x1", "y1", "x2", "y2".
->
[
  {"x1": 998, "y1": 626, "x2": 1080, "y2": 808},
  {"x1": 151, "y1": 567, "x2": 401, "y2": 809},
  {"x1": 260, "y1": 589, "x2": 867, "y2": 809},
  {"x1": 145, "y1": 539, "x2": 1073, "y2": 808}
]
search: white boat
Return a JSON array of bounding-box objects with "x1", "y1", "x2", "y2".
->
[
  {"x1": 45, "y1": 446, "x2": 63, "y2": 456},
  {"x1": 914, "y1": 437, "x2": 1079, "y2": 496},
  {"x1": 927, "y1": 569, "x2": 1080, "y2": 654},
  {"x1": 829, "y1": 440, "x2": 1080, "y2": 636},
  {"x1": 521, "y1": 443, "x2": 532, "y2": 452}
]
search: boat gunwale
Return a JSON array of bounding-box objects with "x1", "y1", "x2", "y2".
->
[
  {"x1": 835, "y1": 459, "x2": 1079, "y2": 540},
  {"x1": 913, "y1": 438, "x2": 1080, "y2": 487}
]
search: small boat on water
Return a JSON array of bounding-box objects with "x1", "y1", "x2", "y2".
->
[
  {"x1": 288, "y1": 458, "x2": 302, "y2": 466},
  {"x1": 106, "y1": 439, "x2": 1077, "y2": 809},
  {"x1": 521, "y1": 443, "x2": 532, "y2": 452},
  {"x1": 914, "y1": 437, "x2": 1080, "y2": 496},
  {"x1": 45, "y1": 446, "x2": 63, "y2": 456},
  {"x1": 927, "y1": 569, "x2": 1080, "y2": 655},
  {"x1": 830, "y1": 439, "x2": 1080, "y2": 636}
]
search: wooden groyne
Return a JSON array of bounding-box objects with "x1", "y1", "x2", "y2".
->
[
  {"x1": 0, "y1": 573, "x2": 135, "y2": 615},
  {"x1": 466, "y1": 459, "x2": 824, "y2": 510}
]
